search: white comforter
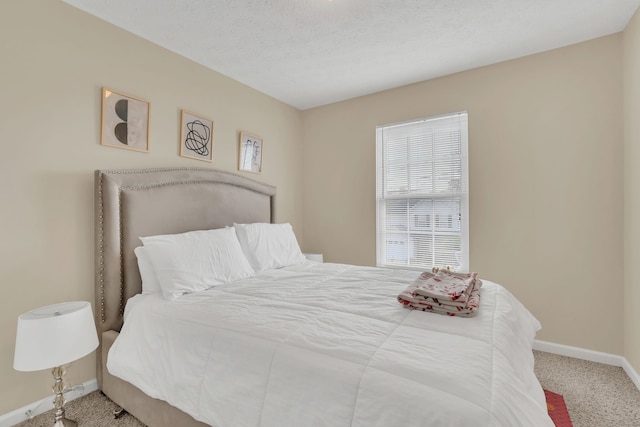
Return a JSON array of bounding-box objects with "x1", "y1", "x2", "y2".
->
[{"x1": 108, "y1": 262, "x2": 553, "y2": 427}]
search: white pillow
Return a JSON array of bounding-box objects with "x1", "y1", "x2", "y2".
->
[
  {"x1": 134, "y1": 246, "x2": 161, "y2": 294},
  {"x1": 140, "y1": 227, "x2": 255, "y2": 300},
  {"x1": 233, "y1": 223, "x2": 306, "y2": 272}
]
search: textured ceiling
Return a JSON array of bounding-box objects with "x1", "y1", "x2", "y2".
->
[{"x1": 62, "y1": 0, "x2": 640, "y2": 110}]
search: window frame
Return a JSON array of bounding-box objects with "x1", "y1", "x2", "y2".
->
[{"x1": 375, "y1": 112, "x2": 469, "y2": 272}]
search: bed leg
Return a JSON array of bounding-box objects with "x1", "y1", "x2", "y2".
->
[{"x1": 114, "y1": 406, "x2": 127, "y2": 419}]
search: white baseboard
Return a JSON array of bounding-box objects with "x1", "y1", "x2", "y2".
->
[
  {"x1": 533, "y1": 339, "x2": 624, "y2": 365},
  {"x1": 622, "y1": 357, "x2": 640, "y2": 392},
  {"x1": 533, "y1": 339, "x2": 640, "y2": 391},
  {"x1": 0, "y1": 378, "x2": 98, "y2": 427}
]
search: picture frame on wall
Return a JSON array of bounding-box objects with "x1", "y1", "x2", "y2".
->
[
  {"x1": 179, "y1": 110, "x2": 214, "y2": 162},
  {"x1": 238, "y1": 131, "x2": 263, "y2": 173},
  {"x1": 101, "y1": 87, "x2": 150, "y2": 152}
]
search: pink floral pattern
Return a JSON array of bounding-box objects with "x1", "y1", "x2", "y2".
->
[{"x1": 397, "y1": 270, "x2": 481, "y2": 317}]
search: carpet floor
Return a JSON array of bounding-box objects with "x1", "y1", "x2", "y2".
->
[
  {"x1": 14, "y1": 350, "x2": 640, "y2": 427},
  {"x1": 533, "y1": 350, "x2": 640, "y2": 427}
]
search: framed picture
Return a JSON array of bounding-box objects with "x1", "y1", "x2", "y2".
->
[
  {"x1": 238, "y1": 132, "x2": 263, "y2": 173},
  {"x1": 101, "y1": 87, "x2": 150, "y2": 152},
  {"x1": 179, "y1": 110, "x2": 214, "y2": 162}
]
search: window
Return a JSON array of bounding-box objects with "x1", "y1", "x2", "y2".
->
[{"x1": 376, "y1": 112, "x2": 469, "y2": 271}]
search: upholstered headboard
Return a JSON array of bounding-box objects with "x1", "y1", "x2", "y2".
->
[{"x1": 94, "y1": 167, "x2": 276, "y2": 338}]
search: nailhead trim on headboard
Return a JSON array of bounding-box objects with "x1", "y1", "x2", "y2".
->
[
  {"x1": 118, "y1": 189, "x2": 125, "y2": 318},
  {"x1": 97, "y1": 171, "x2": 106, "y2": 323}
]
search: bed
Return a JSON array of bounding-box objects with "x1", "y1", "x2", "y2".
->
[{"x1": 94, "y1": 167, "x2": 553, "y2": 427}]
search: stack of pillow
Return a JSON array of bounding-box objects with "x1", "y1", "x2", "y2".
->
[{"x1": 135, "y1": 223, "x2": 306, "y2": 300}]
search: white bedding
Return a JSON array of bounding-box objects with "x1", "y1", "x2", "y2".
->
[{"x1": 107, "y1": 262, "x2": 553, "y2": 427}]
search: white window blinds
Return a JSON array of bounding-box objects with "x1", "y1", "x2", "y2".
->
[{"x1": 376, "y1": 112, "x2": 469, "y2": 271}]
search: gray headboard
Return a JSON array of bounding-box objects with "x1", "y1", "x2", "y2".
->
[{"x1": 94, "y1": 168, "x2": 276, "y2": 335}]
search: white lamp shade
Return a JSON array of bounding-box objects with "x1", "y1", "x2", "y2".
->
[{"x1": 14, "y1": 301, "x2": 99, "y2": 372}]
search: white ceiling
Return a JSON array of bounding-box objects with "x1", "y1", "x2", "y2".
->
[{"x1": 62, "y1": 0, "x2": 640, "y2": 110}]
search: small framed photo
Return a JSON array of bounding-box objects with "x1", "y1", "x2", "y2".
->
[
  {"x1": 101, "y1": 87, "x2": 150, "y2": 152},
  {"x1": 179, "y1": 110, "x2": 214, "y2": 162},
  {"x1": 238, "y1": 132, "x2": 263, "y2": 173}
]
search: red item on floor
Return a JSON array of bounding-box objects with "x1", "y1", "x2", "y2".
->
[{"x1": 544, "y1": 389, "x2": 573, "y2": 427}]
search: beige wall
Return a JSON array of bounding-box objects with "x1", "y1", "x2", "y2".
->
[
  {"x1": 0, "y1": 0, "x2": 304, "y2": 415},
  {"x1": 302, "y1": 35, "x2": 624, "y2": 354},
  {"x1": 624, "y1": 8, "x2": 640, "y2": 375}
]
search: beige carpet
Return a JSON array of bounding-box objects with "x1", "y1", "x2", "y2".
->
[
  {"x1": 533, "y1": 350, "x2": 640, "y2": 427},
  {"x1": 14, "y1": 350, "x2": 640, "y2": 427},
  {"x1": 14, "y1": 389, "x2": 145, "y2": 427}
]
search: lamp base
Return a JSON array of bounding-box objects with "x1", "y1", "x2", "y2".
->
[
  {"x1": 53, "y1": 417, "x2": 77, "y2": 427},
  {"x1": 51, "y1": 366, "x2": 77, "y2": 427}
]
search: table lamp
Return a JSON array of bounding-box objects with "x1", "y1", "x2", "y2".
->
[{"x1": 14, "y1": 301, "x2": 99, "y2": 427}]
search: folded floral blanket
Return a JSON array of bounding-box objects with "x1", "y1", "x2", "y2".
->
[
  {"x1": 397, "y1": 270, "x2": 481, "y2": 317},
  {"x1": 398, "y1": 283, "x2": 480, "y2": 317},
  {"x1": 414, "y1": 270, "x2": 478, "y2": 305},
  {"x1": 409, "y1": 282, "x2": 483, "y2": 307}
]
